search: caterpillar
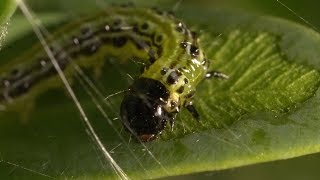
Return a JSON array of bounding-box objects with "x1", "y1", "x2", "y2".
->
[{"x1": 0, "y1": 5, "x2": 227, "y2": 142}]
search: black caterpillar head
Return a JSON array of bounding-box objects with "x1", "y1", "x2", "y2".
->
[{"x1": 120, "y1": 77, "x2": 172, "y2": 142}]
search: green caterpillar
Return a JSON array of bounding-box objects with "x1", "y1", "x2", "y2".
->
[{"x1": 0, "y1": 5, "x2": 226, "y2": 142}]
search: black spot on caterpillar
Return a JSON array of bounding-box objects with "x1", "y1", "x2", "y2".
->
[{"x1": 0, "y1": 5, "x2": 225, "y2": 142}]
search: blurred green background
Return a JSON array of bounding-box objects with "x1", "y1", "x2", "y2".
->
[{"x1": 2, "y1": 0, "x2": 320, "y2": 179}]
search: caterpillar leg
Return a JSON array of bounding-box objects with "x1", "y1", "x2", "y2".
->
[
  {"x1": 185, "y1": 103, "x2": 200, "y2": 121},
  {"x1": 169, "y1": 117, "x2": 175, "y2": 131},
  {"x1": 205, "y1": 71, "x2": 229, "y2": 79}
]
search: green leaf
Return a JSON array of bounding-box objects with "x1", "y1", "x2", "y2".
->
[
  {"x1": 0, "y1": 0, "x2": 16, "y2": 49},
  {"x1": 1, "y1": 2, "x2": 320, "y2": 180},
  {"x1": 0, "y1": 0, "x2": 16, "y2": 24},
  {"x1": 2, "y1": 13, "x2": 65, "y2": 48}
]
